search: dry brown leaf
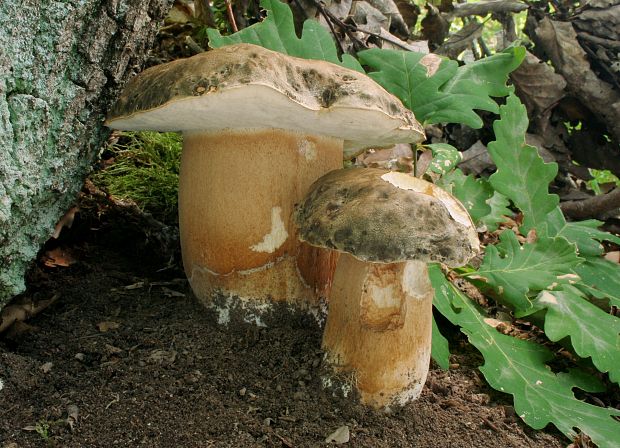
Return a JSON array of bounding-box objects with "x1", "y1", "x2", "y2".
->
[
  {"x1": 66, "y1": 404, "x2": 79, "y2": 431},
  {"x1": 437, "y1": 21, "x2": 483, "y2": 59},
  {"x1": 40, "y1": 362, "x2": 53, "y2": 374},
  {"x1": 123, "y1": 282, "x2": 145, "y2": 290},
  {"x1": 161, "y1": 287, "x2": 185, "y2": 298},
  {"x1": 147, "y1": 349, "x2": 177, "y2": 364},
  {"x1": 459, "y1": 141, "x2": 493, "y2": 175},
  {"x1": 0, "y1": 294, "x2": 60, "y2": 333},
  {"x1": 534, "y1": 17, "x2": 620, "y2": 142},
  {"x1": 325, "y1": 425, "x2": 350, "y2": 444},
  {"x1": 511, "y1": 51, "x2": 566, "y2": 118},
  {"x1": 421, "y1": 3, "x2": 449, "y2": 48},
  {"x1": 42, "y1": 247, "x2": 76, "y2": 268},
  {"x1": 395, "y1": 0, "x2": 420, "y2": 29},
  {"x1": 52, "y1": 206, "x2": 79, "y2": 239},
  {"x1": 97, "y1": 321, "x2": 120, "y2": 332}
]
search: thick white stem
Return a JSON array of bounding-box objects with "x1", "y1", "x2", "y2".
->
[
  {"x1": 179, "y1": 129, "x2": 342, "y2": 314},
  {"x1": 322, "y1": 254, "x2": 434, "y2": 408}
]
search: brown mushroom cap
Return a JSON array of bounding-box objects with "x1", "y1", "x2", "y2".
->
[
  {"x1": 295, "y1": 168, "x2": 480, "y2": 266},
  {"x1": 106, "y1": 43, "x2": 425, "y2": 159}
]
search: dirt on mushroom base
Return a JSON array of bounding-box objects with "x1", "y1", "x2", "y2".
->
[{"x1": 0, "y1": 220, "x2": 565, "y2": 447}]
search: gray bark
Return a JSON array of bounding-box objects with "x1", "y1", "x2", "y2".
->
[{"x1": 0, "y1": 0, "x2": 171, "y2": 307}]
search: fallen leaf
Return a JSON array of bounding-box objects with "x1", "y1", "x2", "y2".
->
[
  {"x1": 97, "y1": 321, "x2": 120, "y2": 332},
  {"x1": 104, "y1": 344, "x2": 123, "y2": 355},
  {"x1": 483, "y1": 318, "x2": 504, "y2": 328},
  {"x1": 52, "y1": 206, "x2": 79, "y2": 239},
  {"x1": 147, "y1": 349, "x2": 177, "y2": 365},
  {"x1": 325, "y1": 425, "x2": 350, "y2": 444},
  {"x1": 510, "y1": 51, "x2": 566, "y2": 118},
  {"x1": 66, "y1": 404, "x2": 79, "y2": 431},
  {"x1": 161, "y1": 287, "x2": 185, "y2": 298},
  {"x1": 42, "y1": 247, "x2": 76, "y2": 268},
  {"x1": 40, "y1": 362, "x2": 53, "y2": 374}
]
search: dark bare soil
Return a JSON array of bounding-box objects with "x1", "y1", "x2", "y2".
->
[{"x1": 0, "y1": 212, "x2": 566, "y2": 448}]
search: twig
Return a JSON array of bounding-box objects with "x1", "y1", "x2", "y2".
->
[
  {"x1": 105, "y1": 393, "x2": 120, "y2": 410},
  {"x1": 450, "y1": 0, "x2": 528, "y2": 18},
  {"x1": 356, "y1": 27, "x2": 415, "y2": 52},
  {"x1": 307, "y1": 0, "x2": 367, "y2": 51},
  {"x1": 560, "y1": 188, "x2": 620, "y2": 220},
  {"x1": 184, "y1": 36, "x2": 204, "y2": 55},
  {"x1": 477, "y1": 37, "x2": 491, "y2": 57},
  {"x1": 311, "y1": 0, "x2": 345, "y2": 54},
  {"x1": 225, "y1": 0, "x2": 239, "y2": 33},
  {"x1": 577, "y1": 32, "x2": 620, "y2": 51}
]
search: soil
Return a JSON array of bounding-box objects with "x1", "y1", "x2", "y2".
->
[{"x1": 0, "y1": 205, "x2": 567, "y2": 448}]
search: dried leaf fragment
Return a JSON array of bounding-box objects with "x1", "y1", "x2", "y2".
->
[
  {"x1": 97, "y1": 321, "x2": 120, "y2": 332},
  {"x1": 42, "y1": 247, "x2": 76, "y2": 268},
  {"x1": 325, "y1": 425, "x2": 350, "y2": 444}
]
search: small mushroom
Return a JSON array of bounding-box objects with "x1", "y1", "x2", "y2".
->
[
  {"x1": 295, "y1": 167, "x2": 479, "y2": 408},
  {"x1": 106, "y1": 44, "x2": 424, "y2": 320}
]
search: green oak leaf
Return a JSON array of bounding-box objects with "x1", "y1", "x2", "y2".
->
[
  {"x1": 532, "y1": 286, "x2": 620, "y2": 384},
  {"x1": 546, "y1": 207, "x2": 620, "y2": 257},
  {"x1": 487, "y1": 94, "x2": 559, "y2": 233},
  {"x1": 207, "y1": 0, "x2": 363, "y2": 72},
  {"x1": 425, "y1": 143, "x2": 462, "y2": 176},
  {"x1": 431, "y1": 316, "x2": 451, "y2": 370},
  {"x1": 574, "y1": 258, "x2": 620, "y2": 309},
  {"x1": 358, "y1": 46, "x2": 525, "y2": 127},
  {"x1": 480, "y1": 190, "x2": 512, "y2": 232},
  {"x1": 438, "y1": 168, "x2": 492, "y2": 224},
  {"x1": 430, "y1": 265, "x2": 620, "y2": 448},
  {"x1": 473, "y1": 230, "x2": 582, "y2": 311}
]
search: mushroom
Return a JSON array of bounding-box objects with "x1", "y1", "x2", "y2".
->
[
  {"x1": 105, "y1": 44, "x2": 425, "y2": 322},
  {"x1": 295, "y1": 167, "x2": 479, "y2": 408}
]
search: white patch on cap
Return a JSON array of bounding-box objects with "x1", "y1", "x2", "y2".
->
[
  {"x1": 298, "y1": 139, "x2": 317, "y2": 161},
  {"x1": 380, "y1": 171, "x2": 472, "y2": 228},
  {"x1": 250, "y1": 206, "x2": 288, "y2": 253}
]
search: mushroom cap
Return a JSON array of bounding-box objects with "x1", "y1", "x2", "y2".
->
[
  {"x1": 106, "y1": 43, "x2": 425, "y2": 159},
  {"x1": 295, "y1": 168, "x2": 480, "y2": 266}
]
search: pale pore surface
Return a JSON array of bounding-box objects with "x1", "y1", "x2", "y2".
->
[
  {"x1": 106, "y1": 44, "x2": 425, "y2": 159},
  {"x1": 109, "y1": 87, "x2": 418, "y2": 159}
]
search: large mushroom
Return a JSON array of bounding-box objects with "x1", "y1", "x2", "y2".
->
[
  {"x1": 106, "y1": 44, "x2": 425, "y2": 322},
  {"x1": 295, "y1": 168, "x2": 479, "y2": 408}
]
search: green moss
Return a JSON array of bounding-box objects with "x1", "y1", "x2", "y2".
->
[{"x1": 93, "y1": 131, "x2": 182, "y2": 224}]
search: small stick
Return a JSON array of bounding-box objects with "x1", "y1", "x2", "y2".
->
[
  {"x1": 560, "y1": 188, "x2": 620, "y2": 220},
  {"x1": 226, "y1": 0, "x2": 239, "y2": 33}
]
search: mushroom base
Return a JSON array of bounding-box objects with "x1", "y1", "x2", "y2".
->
[
  {"x1": 322, "y1": 254, "x2": 433, "y2": 409},
  {"x1": 179, "y1": 129, "x2": 342, "y2": 318}
]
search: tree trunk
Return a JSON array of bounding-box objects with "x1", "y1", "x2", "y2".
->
[{"x1": 0, "y1": 0, "x2": 172, "y2": 307}]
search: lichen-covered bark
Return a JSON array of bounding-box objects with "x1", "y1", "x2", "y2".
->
[{"x1": 0, "y1": 0, "x2": 171, "y2": 306}]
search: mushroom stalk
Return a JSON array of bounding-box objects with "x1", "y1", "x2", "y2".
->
[
  {"x1": 179, "y1": 129, "x2": 342, "y2": 316},
  {"x1": 322, "y1": 254, "x2": 433, "y2": 409}
]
